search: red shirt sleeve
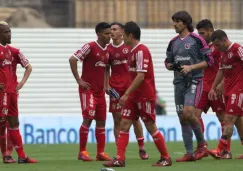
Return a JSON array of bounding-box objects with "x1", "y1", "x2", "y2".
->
[
  {"x1": 136, "y1": 48, "x2": 150, "y2": 73},
  {"x1": 73, "y1": 43, "x2": 91, "y2": 62}
]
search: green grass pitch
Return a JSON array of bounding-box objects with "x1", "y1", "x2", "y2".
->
[{"x1": 0, "y1": 141, "x2": 242, "y2": 171}]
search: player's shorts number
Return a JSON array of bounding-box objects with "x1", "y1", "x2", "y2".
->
[{"x1": 122, "y1": 109, "x2": 131, "y2": 117}]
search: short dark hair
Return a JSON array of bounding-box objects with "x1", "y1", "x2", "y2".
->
[
  {"x1": 196, "y1": 19, "x2": 214, "y2": 30},
  {"x1": 111, "y1": 22, "x2": 124, "y2": 29},
  {"x1": 124, "y1": 21, "x2": 141, "y2": 40},
  {"x1": 95, "y1": 22, "x2": 111, "y2": 33},
  {"x1": 211, "y1": 29, "x2": 228, "y2": 42},
  {"x1": 172, "y1": 11, "x2": 194, "y2": 32}
]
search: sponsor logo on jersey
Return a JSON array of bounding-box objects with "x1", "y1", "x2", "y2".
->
[
  {"x1": 112, "y1": 59, "x2": 127, "y2": 65},
  {"x1": 1, "y1": 59, "x2": 12, "y2": 66},
  {"x1": 221, "y1": 64, "x2": 232, "y2": 69},
  {"x1": 95, "y1": 61, "x2": 106, "y2": 67},
  {"x1": 185, "y1": 43, "x2": 191, "y2": 49},
  {"x1": 175, "y1": 55, "x2": 191, "y2": 61}
]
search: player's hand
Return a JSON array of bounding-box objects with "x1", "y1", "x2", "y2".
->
[
  {"x1": 166, "y1": 63, "x2": 173, "y2": 70},
  {"x1": 180, "y1": 65, "x2": 192, "y2": 75},
  {"x1": 208, "y1": 88, "x2": 217, "y2": 101},
  {"x1": 119, "y1": 93, "x2": 128, "y2": 106},
  {"x1": 16, "y1": 82, "x2": 24, "y2": 91},
  {"x1": 216, "y1": 83, "x2": 224, "y2": 97},
  {"x1": 0, "y1": 83, "x2": 4, "y2": 92},
  {"x1": 77, "y1": 79, "x2": 90, "y2": 90}
]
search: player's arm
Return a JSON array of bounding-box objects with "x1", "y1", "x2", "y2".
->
[
  {"x1": 16, "y1": 64, "x2": 32, "y2": 91},
  {"x1": 208, "y1": 69, "x2": 224, "y2": 100},
  {"x1": 119, "y1": 72, "x2": 145, "y2": 106},
  {"x1": 164, "y1": 41, "x2": 174, "y2": 70},
  {"x1": 16, "y1": 51, "x2": 32, "y2": 91},
  {"x1": 69, "y1": 44, "x2": 91, "y2": 90},
  {"x1": 104, "y1": 64, "x2": 111, "y2": 93}
]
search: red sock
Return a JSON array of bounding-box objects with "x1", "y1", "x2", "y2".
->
[
  {"x1": 199, "y1": 118, "x2": 204, "y2": 133},
  {"x1": 0, "y1": 122, "x2": 6, "y2": 157},
  {"x1": 217, "y1": 138, "x2": 227, "y2": 152},
  {"x1": 6, "y1": 125, "x2": 13, "y2": 156},
  {"x1": 152, "y1": 130, "x2": 169, "y2": 158},
  {"x1": 116, "y1": 131, "x2": 129, "y2": 161},
  {"x1": 79, "y1": 125, "x2": 89, "y2": 152},
  {"x1": 95, "y1": 127, "x2": 105, "y2": 154},
  {"x1": 136, "y1": 137, "x2": 144, "y2": 150},
  {"x1": 8, "y1": 128, "x2": 26, "y2": 159}
]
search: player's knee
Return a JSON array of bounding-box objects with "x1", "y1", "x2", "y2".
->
[
  {"x1": 144, "y1": 121, "x2": 157, "y2": 134},
  {"x1": 120, "y1": 119, "x2": 132, "y2": 132},
  {"x1": 82, "y1": 118, "x2": 92, "y2": 127},
  {"x1": 96, "y1": 120, "x2": 105, "y2": 127}
]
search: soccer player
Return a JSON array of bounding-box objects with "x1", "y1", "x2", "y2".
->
[
  {"x1": 195, "y1": 19, "x2": 231, "y2": 159},
  {"x1": 165, "y1": 11, "x2": 214, "y2": 162},
  {"x1": 104, "y1": 21, "x2": 172, "y2": 167},
  {"x1": 207, "y1": 30, "x2": 243, "y2": 159},
  {"x1": 0, "y1": 21, "x2": 37, "y2": 163},
  {"x1": 106, "y1": 22, "x2": 148, "y2": 160},
  {"x1": 69, "y1": 22, "x2": 112, "y2": 161}
]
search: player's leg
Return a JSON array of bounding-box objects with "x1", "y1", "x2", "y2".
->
[
  {"x1": 195, "y1": 91, "x2": 211, "y2": 134},
  {"x1": 7, "y1": 93, "x2": 37, "y2": 164},
  {"x1": 78, "y1": 90, "x2": 95, "y2": 161},
  {"x1": 1, "y1": 120, "x2": 16, "y2": 164},
  {"x1": 174, "y1": 82, "x2": 195, "y2": 162},
  {"x1": 138, "y1": 101, "x2": 171, "y2": 167},
  {"x1": 132, "y1": 119, "x2": 149, "y2": 160},
  {"x1": 208, "y1": 114, "x2": 237, "y2": 159},
  {"x1": 0, "y1": 118, "x2": 6, "y2": 159},
  {"x1": 109, "y1": 98, "x2": 121, "y2": 141},
  {"x1": 95, "y1": 94, "x2": 111, "y2": 161},
  {"x1": 235, "y1": 116, "x2": 243, "y2": 159},
  {"x1": 103, "y1": 100, "x2": 135, "y2": 167}
]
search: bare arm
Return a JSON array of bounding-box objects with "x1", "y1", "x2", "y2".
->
[
  {"x1": 119, "y1": 72, "x2": 145, "y2": 106},
  {"x1": 69, "y1": 56, "x2": 90, "y2": 89},
  {"x1": 104, "y1": 65, "x2": 111, "y2": 92},
  {"x1": 16, "y1": 64, "x2": 32, "y2": 91},
  {"x1": 208, "y1": 69, "x2": 224, "y2": 100}
]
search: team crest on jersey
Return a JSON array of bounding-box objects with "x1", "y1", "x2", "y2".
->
[
  {"x1": 185, "y1": 43, "x2": 191, "y2": 49},
  {"x1": 115, "y1": 53, "x2": 120, "y2": 58},
  {"x1": 210, "y1": 46, "x2": 215, "y2": 52},
  {"x1": 122, "y1": 48, "x2": 129, "y2": 54},
  {"x1": 106, "y1": 52, "x2": 109, "y2": 58},
  {"x1": 2, "y1": 108, "x2": 8, "y2": 115},
  {"x1": 228, "y1": 52, "x2": 233, "y2": 58}
]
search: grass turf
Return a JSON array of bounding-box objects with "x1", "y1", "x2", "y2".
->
[{"x1": 0, "y1": 141, "x2": 242, "y2": 171}]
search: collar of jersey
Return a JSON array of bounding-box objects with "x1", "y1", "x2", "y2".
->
[
  {"x1": 95, "y1": 41, "x2": 107, "y2": 51},
  {"x1": 131, "y1": 43, "x2": 142, "y2": 52}
]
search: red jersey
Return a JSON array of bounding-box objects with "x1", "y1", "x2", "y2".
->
[
  {"x1": 73, "y1": 41, "x2": 109, "y2": 95},
  {"x1": 203, "y1": 43, "x2": 221, "y2": 92},
  {"x1": 128, "y1": 43, "x2": 156, "y2": 101},
  {"x1": 107, "y1": 42, "x2": 130, "y2": 91},
  {"x1": 219, "y1": 43, "x2": 243, "y2": 96},
  {"x1": 0, "y1": 44, "x2": 13, "y2": 93},
  {"x1": 8, "y1": 45, "x2": 30, "y2": 93}
]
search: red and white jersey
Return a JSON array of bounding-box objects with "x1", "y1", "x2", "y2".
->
[
  {"x1": 0, "y1": 44, "x2": 13, "y2": 93},
  {"x1": 203, "y1": 43, "x2": 221, "y2": 92},
  {"x1": 219, "y1": 43, "x2": 243, "y2": 96},
  {"x1": 73, "y1": 41, "x2": 109, "y2": 95},
  {"x1": 128, "y1": 43, "x2": 156, "y2": 101},
  {"x1": 107, "y1": 42, "x2": 130, "y2": 91},
  {"x1": 8, "y1": 45, "x2": 30, "y2": 93}
]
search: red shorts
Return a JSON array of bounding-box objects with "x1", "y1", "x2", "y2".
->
[
  {"x1": 109, "y1": 90, "x2": 125, "y2": 113},
  {"x1": 0, "y1": 92, "x2": 18, "y2": 117},
  {"x1": 196, "y1": 91, "x2": 225, "y2": 114},
  {"x1": 224, "y1": 92, "x2": 243, "y2": 117},
  {"x1": 79, "y1": 90, "x2": 106, "y2": 121},
  {"x1": 121, "y1": 99, "x2": 156, "y2": 123}
]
